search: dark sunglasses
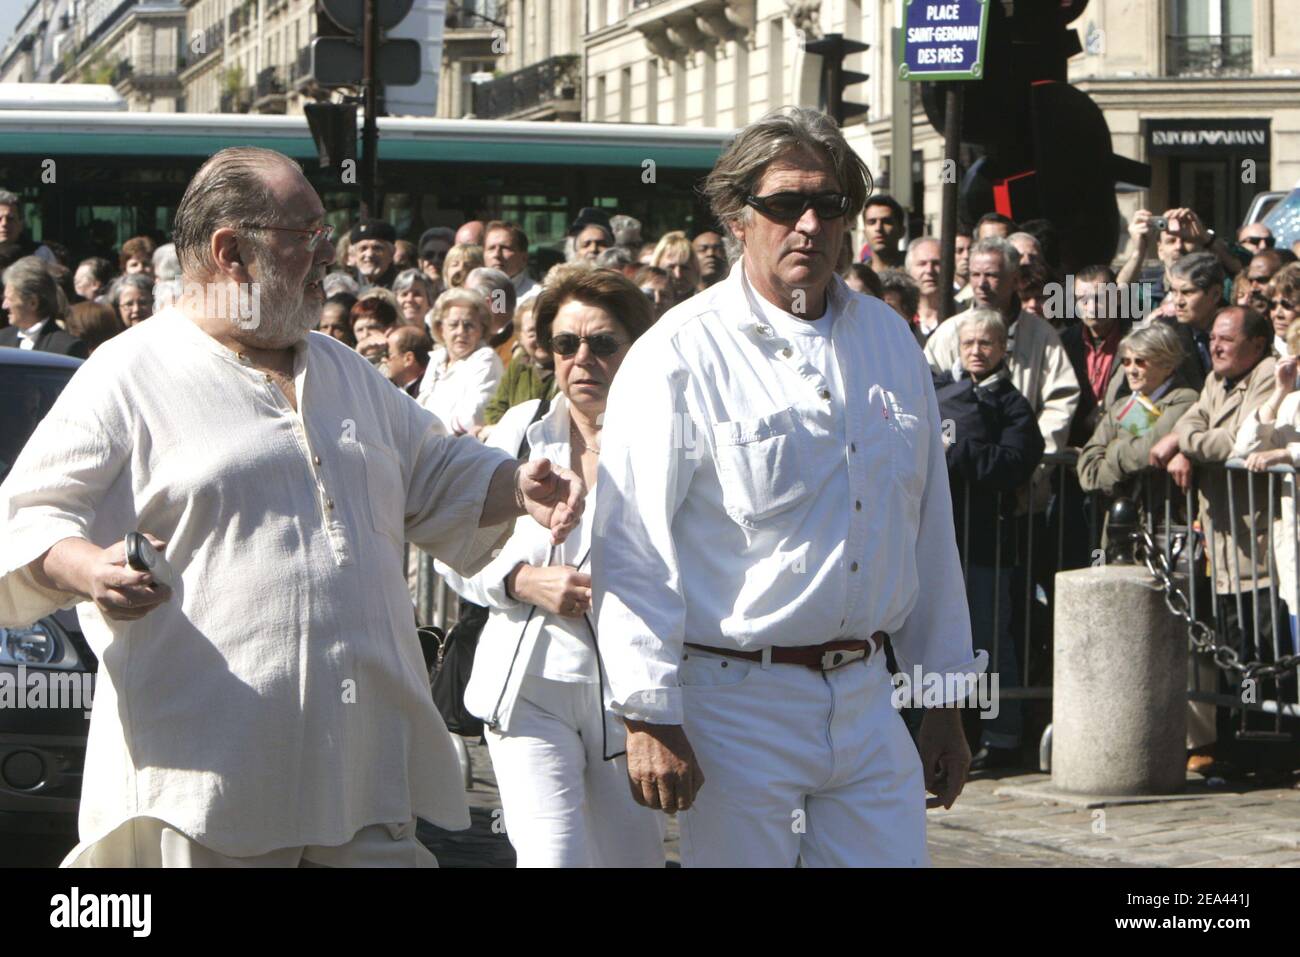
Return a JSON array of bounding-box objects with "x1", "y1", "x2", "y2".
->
[
  {"x1": 1270, "y1": 298, "x2": 1297, "y2": 311},
  {"x1": 551, "y1": 332, "x2": 622, "y2": 357},
  {"x1": 1243, "y1": 236, "x2": 1275, "y2": 248},
  {"x1": 744, "y1": 191, "x2": 851, "y2": 223}
]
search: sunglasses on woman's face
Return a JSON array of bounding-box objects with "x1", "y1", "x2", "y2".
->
[
  {"x1": 1120, "y1": 356, "x2": 1149, "y2": 368},
  {"x1": 551, "y1": 332, "x2": 622, "y2": 357},
  {"x1": 1270, "y1": 298, "x2": 1297, "y2": 312},
  {"x1": 744, "y1": 191, "x2": 851, "y2": 223}
]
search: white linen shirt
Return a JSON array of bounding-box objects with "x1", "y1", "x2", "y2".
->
[
  {"x1": 417, "y1": 344, "x2": 505, "y2": 435},
  {"x1": 592, "y1": 262, "x2": 985, "y2": 725},
  {"x1": 0, "y1": 308, "x2": 514, "y2": 857}
]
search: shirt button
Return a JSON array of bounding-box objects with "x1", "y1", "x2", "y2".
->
[
  {"x1": 756, "y1": 324, "x2": 771, "y2": 337},
  {"x1": 325, "y1": 499, "x2": 335, "y2": 511},
  {"x1": 855, "y1": 500, "x2": 862, "y2": 511},
  {"x1": 851, "y1": 442, "x2": 857, "y2": 453},
  {"x1": 313, "y1": 455, "x2": 322, "y2": 466},
  {"x1": 850, "y1": 561, "x2": 859, "y2": 572},
  {"x1": 782, "y1": 347, "x2": 793, "y2": 358},
  {"x1": 264, "y1": 374, "x2": 273, "y2": 383},
  {"x1": 819, "y1": 389, "x2": 831, "y2": 401}
]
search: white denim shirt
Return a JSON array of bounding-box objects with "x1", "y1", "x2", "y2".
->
[
  {"x1": 592, "y1": 262, "x2": 985, "y2": 725},
  {"x1": 417, "y1": 344, "x2": 505, "y2": 435},
  {"x1": 0, "y1": 308, "x2": 513, "y2": 857}
]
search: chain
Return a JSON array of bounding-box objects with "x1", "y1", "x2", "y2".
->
[{"x1": 1134, "y1": 528, "x2": 1300, "y2": 683}]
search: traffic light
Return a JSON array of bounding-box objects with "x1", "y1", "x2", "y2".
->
[
  {"x1": 920, "y1": 0, "x2": 1150, "y2": 271},
  {"x1": 804, "y1": 33, "x2": 870, "y2": 126},
  {"x1": 304, "y1": 101, "x2": 357, "y2": 170}
]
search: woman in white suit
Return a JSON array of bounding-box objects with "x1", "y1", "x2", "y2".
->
[{"x1": 438, "y1": 267, "x2": 663, "y2": 867}]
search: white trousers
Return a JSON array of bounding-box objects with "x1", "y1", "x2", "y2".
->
[
  {"x1": 62, "y1": 817, "x2": 437, "y2": 868},
  {"x1": 677, "y1": 647, "x2": 929, "y2": 868},
  {"x1": 485, "y1": 675, "x2": 664, "y2": 867}
]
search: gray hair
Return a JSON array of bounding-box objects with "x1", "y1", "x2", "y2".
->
[
  {"x1": 877, "y1": 268, "x2": 920, "y2": 318},
  {"x1": 904, "y1": 235, "x2": 940, "y2": 273},
  {"x1": 432, "y1": 287, "x2": 492, "y2": 335},
  {"x1": 110, "y1": 272, "x2": 154, "y2": 306},
  {"x1": 1169, "y1": 251, "x2": 1225, "y2": 291},
  {"x1": 172, "y1": 146, "x2": 289, "y2": 277},
  {"x1": 1008, "y1": 231, "x2": 1041, "y2": 252},
  {"x1": 0, "y1": 189, "x2": 20, "y2": 212},
  {"x1": 392, "y1": 267, "x2": 437, "y2": 302},
  {"x1": 152, "y1": 242, "x2": 181, "y2": 282},
  {"x1": 322, "y1": 271, "x2": 360, "y2": 298},
  {"x1": 596, "y1": 245, "x2": 637, "y2": 270},
  {"x1": 2, "y1": 255, "x2": 65, "y2": 320},
  {"x1": 1119, "y1": 321, "x2": 1185, "y2": 371},
  {"x1": 701, "y1": 107, "x2": 872, "y2": 228},
  {"x1": 969, "y1": 236, "x2": 1021, "y2": 276},
  {"x1": 465, "y1": 266, "x2": 517, "y2": 318},
  {"x1": 957, "y1": 307, "x2": 1008, "y2": 346}
]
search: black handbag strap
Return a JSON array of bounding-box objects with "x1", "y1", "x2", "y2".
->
[{"x1": 515, "y1": 395, "x2": 552, "y2": 462}]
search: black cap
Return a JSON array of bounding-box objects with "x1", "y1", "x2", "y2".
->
[
  {"x1": 350, "y1": 219, "x2": 397, "y2": 244},
  {"x1": 568, "y1": 207, "x2": 612, "y2": 237}
]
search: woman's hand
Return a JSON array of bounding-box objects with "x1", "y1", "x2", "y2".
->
[
  {"x1": 1246, "y1": 449, "x2": 1293, "y2": 472},
  {"x1": 508, "y1": 563, "x2": 592, "y2": 618},
  {"x1": 1275, "y1": 357, "x2": 1298, "y2": 397}
]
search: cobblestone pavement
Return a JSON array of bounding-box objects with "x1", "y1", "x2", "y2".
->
[{"x1": 419, "y1": 739, "x2": 1300, "y2": 868}]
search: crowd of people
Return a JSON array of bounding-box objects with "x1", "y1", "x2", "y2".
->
[{"x1": 2, "y1": 108, "x2": 1299, "y2": 870}]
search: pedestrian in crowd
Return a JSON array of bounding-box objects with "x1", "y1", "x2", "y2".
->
[
  {"x1": 74, "y1": 257, "x2": 114, "y2": 302},
  {"x1": 1017, "y1": 260, "x2": 1058, "y2": 326},
  {"x1": 64, "y1": 300, "x2": 125, "y2": 356},
  {"x1": 1166, "y1": 251, "x2": 1225, "y2": 387},
  {"x1": 690, "y1": 227, "x2": 729, "y2": 291},
  {"x1": 1008, "y1": 232, "x2": 1043, "y2": 272},
  {"x1": 1077, "y1": 322, "x2": 1197, "y2": 510},
  {"x1": 152, "y1": 242, "x2": 183, "y2": 310},
  {"x1": 1017, "y1": 219, "x2": 1060, "y2": 271},
  {"x1": 593, "y1": 107, "x2": 983, "y2": 867},
  {"x1": 953, "y1": 224, "x2": 973, "y2": 304},
  {"x1": 1151, "y1": 306, "x2": 1277, "y2": 768},
  {"x1": 568, "y1": 208, "x2": 614, "y2": 264},
  {"x1": 418, "y1": 287, "x2": 505, "y2": 435},
  {"x1": 107, "y1": 273, "x2": 155, "y2": 327},
  {"x1": 858, "y1": 193, "x2": 905, "y2": 270},
  {"x1": 1237, "y1": 249, "x2": 1286, "y2": 313},
  {"x1": 351, "y1": 296, "x2": 399, "y2": 367},
  {"x1": 651, "y1": 231, "x2": 701, "y2": 304},
  {"x1": 974, "y1": 212, "x2": 1014, "y2": 241},
  {"x1": 322, "y1": 270, "x2": 360, "y2": 300},
  {"x1": 925, "y1": 236, "x2": 1080, "y2": 460},
  {"x1": 1235, "y1": 340, "x2": 1300, "y2": 656},
  {"x1": 393, "y1": 268, "x2": 437, "y2": 329},
  {"x1": 0, "y1": 256, "x2": 84, "y2": 357},
  {"x1": 637, "y1": 241, "x2": 657, "y2": 266},
  {"x1": 456, "y1": 220, "x2": 486, "y2": 247},
  {"x1": 417, "y1": 226, "x2": 454, "y2": 289},
  {"x1": 0, "y1": 145, "x2": 585, "y2": 867},
  {"x1": 1061, "y1": 265, "x2": 1130, "y2": 447},
  {"x1": 1238, "y1": 222, "x2": 1274, "y2": 254},
  {"x1": 442, "y1": 242, "x2": 483, "y2": 289},
  {"x1": 384, "y1": 325, "x2": 433, "y2": 399},
  {"x1": 844, "y1": 261, "x2": 883, "y2": 298},
  {"x1": 394, "y1": 239, "x2": 417, "y2": 273},
  {"x1": 483, "y1": 220, "x2": 538, "y2": 302},
  {"x1": 609, "y1": 214, "x2": 642, "y2": 257},
  {"x1": 878, "y1": 268, "x2": 920, "y2": 331},
  {"x1": 480, "y1": 297, "x2": 557, "y2": 432},
  {"x1": 350, "y1": 219, "x2": 399, "y2": 290},
  {"x1": 318, "y1": 293, "x2": 356, "y2": 348},
  {"x1": 634, "y1": 264, "x2": 675, "y2": 319},
  {"x1": 0, "y1": 189, "x2": 55, "y2": 263},
  {"x1": 933, "y1": 308, "x2": 1045, "y2": 771},
  {"x1": 119, "y1": 235, "x2": 155, "y2": 278},
  {"x1": 439, "y1": 268, "x2": 663, "y2": 867},
  {"x1": 1268, "y1": 263, "x2": 1300, "y2": 357},
  {"x1": 595, "y1": 244, "x2": 640, "y2": 279},
  {"x1": 905, "y1": 236, "x2": 943, "y2": 342},
  {"x1": 465, "y1": 266, "x2": 519, "y2": 364}
]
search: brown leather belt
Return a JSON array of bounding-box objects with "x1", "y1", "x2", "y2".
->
[{"x1": 684, "y1": 632, "x2": 887, "y2": 672}]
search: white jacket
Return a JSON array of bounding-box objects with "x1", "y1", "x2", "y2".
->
[
  {"x1": 438, "y1": 393, "x2": 610, "y2": 735},
  {"x1": 417, "y1": 344, "x2": 505, "y2": 435},
  {"x1": 1234, "y1": 390, "x2": 1300, "y2": 612}
]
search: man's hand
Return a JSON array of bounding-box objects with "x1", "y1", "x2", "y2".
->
[
  {"x1": 508, "y1": 563, "x2": 591, "y2": 617},
  {"x1": 33, "y1": 535, "x2": 173, "y2": 622},
  {"x1": 1148, "y1": 432, "x2": 1181, "y2": 468},
  {"x1": 917, "y1": 707, "x2": 969, "y2": 809},
  {"x1": 1246, "y1": 448, "x2": 1292, "y2": 472},
  {"x1": 1167, "y1": 207, "x2": 1209, "y2": 248},
  {"x1": 624, "y1": 721, "x2": 706, "y2": 814},
  {"x1": 516, "y1": 458, "x2": 585, "y2": 545},
  {"x1": 1167, "y1": 451, "x2": 1194, "y2": 491},
  {"x1": 1128, "y1": 208, "x2": 1154, "y2": 252}
]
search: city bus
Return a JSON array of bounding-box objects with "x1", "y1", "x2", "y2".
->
[{"x1": 0, "y1": 99, "x2": 734, "y2": 268}]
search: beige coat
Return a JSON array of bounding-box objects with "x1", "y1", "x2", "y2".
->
[
  {"x1": 1174, "y1": 357, "x2": 1277, "y2": 594},
  {"x1": 1078, "y1": 383, "x2": 1199, "y2": 496},
  {"x1": 1233, "y1": 388, "x2": 1300, "y2": 612}
]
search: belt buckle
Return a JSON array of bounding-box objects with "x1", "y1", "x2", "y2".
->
[{"x1": 820, "y1": 647, "x2": 866, "y2": 671}]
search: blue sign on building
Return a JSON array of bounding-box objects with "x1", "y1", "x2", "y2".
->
[{"x1": 899, "y1": 0, "x2": 989, "y2": 82}]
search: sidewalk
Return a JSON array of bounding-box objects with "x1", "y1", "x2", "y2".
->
[{"x1": 419, "y1": 740, "x2": 1300, "y2": 867}]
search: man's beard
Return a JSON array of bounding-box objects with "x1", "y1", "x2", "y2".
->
[{"x1": 242, "y1": 252, "x2": 324, "y2": 348}]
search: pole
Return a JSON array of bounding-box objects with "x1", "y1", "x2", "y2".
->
[
  {"x1": 938, "y1": 84, "x2": 963, "y2": 321},
  {"x1": 889, "y1": 27, "x2": 913, "y2": 224},
  {"x1": 361, "y1": 0, "x2": 379, "y2": 219}
]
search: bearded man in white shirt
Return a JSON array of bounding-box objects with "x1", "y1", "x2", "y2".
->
[
  {"x1": 592, "y1": 108, "x2": 985, "y2": 867},
  {"x1": 0, "y1": 147, "x2": 584, "y2": 868}
]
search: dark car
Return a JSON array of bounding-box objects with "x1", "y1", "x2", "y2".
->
[{"x1": 0, "y1": 347, "x2": 95, "y2": 865}]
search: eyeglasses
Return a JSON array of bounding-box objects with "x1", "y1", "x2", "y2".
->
[
  {"x1": 1120, "y1": 356, "x2": 1149, "y2": 368},
  {"x1": 551, "y1": 332, "x2": 623, "y2": 357},
  {"x1": 1270, "y1": 298, "x2": 1297, "y2": 312},
  {"x1": 744, "y1": 192, "x2": 851, "y2": 223},
  {"x1": 240, "y1": 222, "x2": 335, "y2": 251},
  {"x1": 1242, "y1": 236, "x2": 1275, "y2": 248}
]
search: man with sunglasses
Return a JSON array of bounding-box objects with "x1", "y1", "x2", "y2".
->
[
  {"x1": 1237, "y1": 223, "x2": 1275, "y2": 255},
  {"x1": 0, "y1": 146, "x2": 586, "y2": 867},
  {"x1": 593, "y1": 108, "x2": 984, "y2": 867}
]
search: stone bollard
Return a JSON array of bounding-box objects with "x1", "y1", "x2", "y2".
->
[{"x1": 1052, "y1": 565, "x2": 1187, "y2": 795}]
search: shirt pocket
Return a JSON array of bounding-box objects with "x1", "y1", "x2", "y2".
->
[
  {"x1": 359, "y1": 441, "x2": 406, "y2": 546},
  {"x1": 885, "y1": 395, "x2": 928, "y2": 499},
  {"x1": 710, "y1": 407, "x2": 810, "y2": 529}
]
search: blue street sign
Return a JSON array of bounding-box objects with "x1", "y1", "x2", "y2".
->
[{"x1": 898, "y1": 0, "x2": 989, "y2": 82}]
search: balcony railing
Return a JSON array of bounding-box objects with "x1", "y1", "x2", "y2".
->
[
  {"x1": 220, "y1": 86, "x2": 254, "y2": 113},
  {"x1": 292, "y1": 45, "x2": 312, "y2": 84},
  {"x1": 1166, "y1": 34, "x2": 1252, "y2": 77},
  {"x1": 471, "y1": 54, "x2": 579, "y2": 119},
  {"x1": 256, "y1": 65, "x2": 285, "y2": 99},
  {"x1": 448, "y1": 0, "x2": 504, "y2": 29},
  {"x1": 113, "y1": 55, "x2": 182, "y2": 83}
]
